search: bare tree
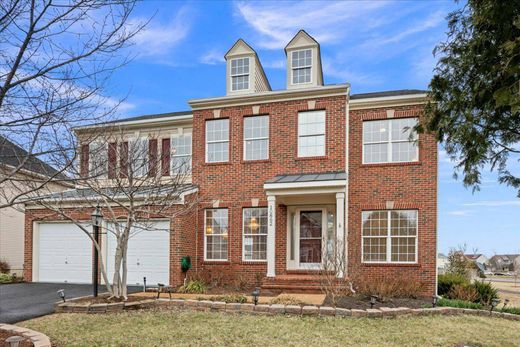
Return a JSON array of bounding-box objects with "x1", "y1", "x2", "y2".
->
[
  {"x1": 0, "y1": 0, "x2": 145, "y2": 208},
  {"x1": 318, "y1": 239, "x2": 353, "y2": 307},
  {"x1": 31, "y1": 128, "x2": 198, "y2": 299}
]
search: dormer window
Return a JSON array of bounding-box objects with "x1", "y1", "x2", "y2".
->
[
  {"x1": 231, "y1": 57, "x2": 250, "y2": 91},
  {"x1": 291, "y1": 49, "x2": 312, "y2": 85}
]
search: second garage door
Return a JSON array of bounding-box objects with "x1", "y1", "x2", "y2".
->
[{"x1": 106, "y1": 221, "x2": 170, "y2": 286}]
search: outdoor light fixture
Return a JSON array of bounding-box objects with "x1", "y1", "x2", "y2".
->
[
  {"x1": 432, "y1": 295, "x2": 439, "y2": 308},
  {"x1": 91, "y1": 204, "x2": 103, "y2": 226},
  {"x1": 91, "y1": 205, "x2": 103, "y2": 297},
  {"x1": 503, "y1": 298, "x2": 510, "y2": 309},
  {"x1": 370, "y1": 295, "x2": 378, "y2": 309},
  {"x1": 57, "y1": 289, "x2": 66, "y2": 302},
  {"x1": 252, "y1": 288, "x2": 260, "y2": 306},
  {"x1": 490, "y1": 298, "x2": 501, "y2": 314},
  {"x1": 5, "y1": 335, "x2": 25, "y2": 347}
]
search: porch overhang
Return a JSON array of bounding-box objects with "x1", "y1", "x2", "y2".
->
[{"x1": 263, "y1": 172, "x2": 347, "y2": 197}]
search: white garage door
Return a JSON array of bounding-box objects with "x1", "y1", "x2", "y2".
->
[
  {"x1": 38, "y1": 223, "x2": 92, "y2": 283},
  {"x1": 106, "y1": 221, "x2": 170, "y2": 286}
]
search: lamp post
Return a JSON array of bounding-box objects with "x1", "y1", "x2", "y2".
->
[{"x1": 91, "y1": 205, "x2": 103, "y2": 297}]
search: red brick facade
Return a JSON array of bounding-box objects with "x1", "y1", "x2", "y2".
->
[{"x1": 23, "y1": 93, "x2": 437, "y2": 296}]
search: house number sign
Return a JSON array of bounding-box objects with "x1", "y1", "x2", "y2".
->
[{"x1": 269, "y1": 205, "x2": 274, "y2": 227}]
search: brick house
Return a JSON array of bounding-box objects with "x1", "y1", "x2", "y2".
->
[{"x1": 23, "y1": 30, "x2": 437, "y2": 295}]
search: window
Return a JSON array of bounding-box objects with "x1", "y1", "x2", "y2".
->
[
  {"x1": 206, "y1": 119, "x2": 229, "y2": 163},
  {"x1": 298, "y1": 110, "x2": 325, "y2": 157},
  {"x1": 231, "y1": 58, "x2": 250, "y2": 91},
  {"x1": 171, "y1": 134, "x2": 192, "y2": 174},
  {"x1": 244, "y1": 115, "x2": 269, "y2": 160},
  {"x1": 362, "y1": 210, "x2": 418, "y2": 263},
  {"x1": 243, "y1": 208, "x2": 268, "y2": 261},
  {"x1": 205, "y1": 209, "x2": 228, "y2": 261},
  {"x1": 363, "y1": 118, "x2": 418, "y2": 164},
  {"x1": 89, "y1": 142, "x2": 107, "y2": 178},
  {"x1": 291, "y1": 49, "x2": 312, "y2": 84},
  {"x1": 129, "y1": 137, "x2": 148, "y2": 177}
]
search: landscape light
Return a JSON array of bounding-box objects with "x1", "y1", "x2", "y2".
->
[
  {"x1": 5, "y1": 336, "x2": 25, "y2": 347},
  {"x1": 490, "y1": 298, "x2": 500, "y2": 314},
  {"x1": 503, "y1": 298, "x2": 509, "y2": 309},
  {"x1": 432, "y1": 295, "x2": 439, "y2": 308},
  {"x1": 57, "y1": 289, "x2": 66, "y2": 302},
  {"x1": 252, "y1": 288, "x2": 260, "y2": 306},
  {"x1": 370, "y1": 295, "x2": 378, "y2": 309}
]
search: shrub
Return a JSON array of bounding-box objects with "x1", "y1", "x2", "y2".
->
[
  {"x1": 472, "y1": 281, "x2": 498, "y2": 306},
  {"x1": 501, "y1": 307, "x2": 520, "y2": 315},
  {"x1": 448, "y1": 284, "x2": 478, "y2": 302},
  {"x1": 438, "y1": 273, "x2": 468, "y2": 296},
  {"x1": 445, "y1": 248, "x2": 472, "y2": 279},
  {"x1": 270, "y1": 295, "x2": 303, "y2": 305},
  {"x1": 179, "y1": 279, "x2": 207, "y2": 294},
  {"x1": 437, "y1": 298, "x2": 483, "y2": 310},
  {"x1": 0, "y1": 260, "x2": 10, "y2": 274},
  {"x1": 0, "y1": 273, "x2": 12, "y2": 284},
  {"x1": 356, "y1": 276, "x2": 426, "y2": 301},
  {"x1": 200, "y1": 294, "x2": 247, "y2": 303}
]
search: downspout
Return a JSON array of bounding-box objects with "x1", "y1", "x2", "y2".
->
[{"x1": 345, "y1": 85, "x2": 350, "y2": 278}]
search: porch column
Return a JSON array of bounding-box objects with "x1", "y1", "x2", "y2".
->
[
  {"x1": 267, "y1": 195, "x2": 276, "y2": 277},
  {"x1": 336, "y1": 192, "x2": 345, "y2": 278}
]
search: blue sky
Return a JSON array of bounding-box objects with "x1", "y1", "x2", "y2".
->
[{"x1": 105, "y1": 1, "x2": 519, "y2": 256}]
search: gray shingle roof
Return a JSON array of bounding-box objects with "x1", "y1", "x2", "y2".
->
[
  {"x1": 0, "y1": 135, "x2": 66, "y2": 178},
  {"x1": 265, "y1": 171, "x2": 346, "y2": 184},
  {"x1": 350, "y1": 89, "x2": 427, "y2": 100}
]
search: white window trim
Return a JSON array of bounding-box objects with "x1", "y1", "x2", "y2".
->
[
  {"x1": 170, "y1": 133, "x2": 192, "y2": 174},
  {"x1": 362, "y1": 118, "x2": 419, "y2": 164},
  {"x1": 204, "y1": 209, "x2": 228, "y2": 262},
  {"x1": 243, "y1": 115, "x2": 269, "y2": 161},
  {"x1": 205, "y1": 119, "x2": 229, "y2": 163},
  {"x1": 230, "y1": 57, "x2": 251, "y2": 92},
  {"x1": 242, "y1": 207, "x2": 268, "y2": 262},
  {"x1": 291, "y1": 49, "x2": 313, "y2": 86},
  {"x1": 361, "y1": 210, "x2": 418, "y2": 264},
  {"x1": 297, "y1": 110, "x2": 326, "y2": 158}
]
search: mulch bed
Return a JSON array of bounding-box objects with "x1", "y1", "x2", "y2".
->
[
  {"x1": 324, "y1": 295, "x2": 431, "y2": 309},
  {"x1": 72, "y1": 295, "x2": 151, "y2": 304},
  {"x1": 0, "y1": 330, "x2": 33, "y2": 347}
]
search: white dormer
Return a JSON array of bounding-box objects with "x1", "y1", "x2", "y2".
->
[
  {"x1": 285, "y1": 30, "x2": 323, "y2": 89},
  {"x1": 225, "y1": 39, "x2": 271, "y2": 95}
]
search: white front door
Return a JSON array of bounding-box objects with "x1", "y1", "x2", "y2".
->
[
  {"x1": 38, "y1": 222, "x2": 92, "y2": 283},
  {"x1": 106, "y1": 221, "x2": 170, "y2": 286}
]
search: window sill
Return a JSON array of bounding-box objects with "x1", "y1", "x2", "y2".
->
[
  {"x1": 240, "y1": 260, "x2": 267, "y2": 265},
  {"x1": 362, "y1": 262, "x2": 420, "y2": 267},
  {"x1": 360, "y1": 161, "x2": 421, "y2": 168},
  {"x1": 205, "y1": 162, "x2": 232, "y2": 166},
  {"x1": 202, "y1": 261, "x2": 230, "y2": 265},
  {"x1": 241, "y1": 159, "x2": 271, "y2": 164},
  {"x1": 295, "y1": 155, "x2": 328, "y2": 161}
]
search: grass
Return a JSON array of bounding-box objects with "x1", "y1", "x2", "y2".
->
[
  {"x1": 21, "y1": 309, "x2": 520, "y2": 347},
  {"x1": 437, "y1": 298, "x2": 484, "y2": 310}
]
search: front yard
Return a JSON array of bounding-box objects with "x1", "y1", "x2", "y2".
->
[{"x1": 21, "y1": 310, "x2": 520, "y2": 346}]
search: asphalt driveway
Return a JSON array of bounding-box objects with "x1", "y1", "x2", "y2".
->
[{"x1": 0, "y1": 282, "x2": 140, "y2": 324}]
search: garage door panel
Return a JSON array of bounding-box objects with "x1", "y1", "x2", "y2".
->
[
  {"x1": 107, "y1": 221, "x2": 170, "y2": 286},
  {"x1": 38, "y1": 223, "x2": 92, "y2": 283}
]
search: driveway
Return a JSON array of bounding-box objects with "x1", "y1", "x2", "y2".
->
[{"x1": 0, "y1": 282, "x2": 140, "y2": 324}]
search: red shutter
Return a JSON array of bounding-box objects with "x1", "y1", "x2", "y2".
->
[
  {"x1": 80, "y1": 144, "x2": 89, "y2": 177},
  {"x1": 108, "y1": 142, "x2": 117, "y2": 179},
  {"x1": 161, "y1": 138, "x2": 170, "y2": 176},
  {"x1": 148, "y1": 139, "x2": 158, "y2": 177},
  {"x1": 119, "y1": 142, "x2": 128, "y2": 178}
]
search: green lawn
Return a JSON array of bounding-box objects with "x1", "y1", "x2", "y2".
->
[{"x1": 21, "y1": 310, "x2": 520, "y2": 347}]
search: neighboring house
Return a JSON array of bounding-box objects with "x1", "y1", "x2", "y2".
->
[
  {"x1": 489, "y1": 254, "x2": 520, "y2": 273},
  {"x1": 465, "y1": 253, "x2": 489, "y2": 270},
  {"x1": 0, "y1": 136, "x2": 69, "y2": 276},
  {"x1": 438, "y1": 253, "x2": 449, "y2": 274},
  {"x1": 23, "y1": 30, "x2": 437, "y2": 295}
]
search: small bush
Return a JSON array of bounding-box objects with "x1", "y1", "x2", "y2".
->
[
  {"x1": 0, "y1": 260, "x2": 10, "y2": 274},
  {"x1": 179, "y1": 279, "x2": 207, "y2": 294},
  {"x1": 448, "y1": 284, "x2": 478, "y2": 302},
  {"x1": 472, "y1": 281, "x2": 498, "y2": 306},
  {"x1": 356, "y1": 276, "x2": 426, "y2": 300},
  {"x1": 199, "y1": 294, "x2": 248, "y2": 303},
  {"x1": 270, "y1": 295, "x2": 303, "y2": 305},
  {"x1": 438, "y1": 273, "x2": 468, "y2": 296},
  {"x1": 0, "y1": 273, "x2": 12, "y2": 284},
  {"x1": 437, "y1": 298, "x2": 483, "y2": 310},
  {"x1": 501, "y1": 307, "x2": 520, "y2": 315}
]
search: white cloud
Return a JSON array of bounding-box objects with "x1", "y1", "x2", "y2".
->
[
  {"x1": 463, "y1": 201, "x2": 520, "y2": 207},
  {"x1": 447, "y1": 210, "x2": 472, "y2": 216},
  {"x1": 130, "y1": 6, "x2": 192, "y2": 58},
  {"x1": 200, "y1": 50, "x2": 226, "y2": 65}
]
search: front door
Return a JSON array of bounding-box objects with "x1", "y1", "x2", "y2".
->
[{"x1": 298, "y1": 210, "x2": 324, "y2": 269}]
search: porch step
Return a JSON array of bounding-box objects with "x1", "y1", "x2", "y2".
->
[{"x1": 261, "y1": 274, "x2": 328, "y2": 294}]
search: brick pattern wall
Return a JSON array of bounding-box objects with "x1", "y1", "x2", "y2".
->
[
  {"x1": 347, "y1": 104, "x2": 437, "y2": 295},
  {"x1": 191, "y1": 95, "x2": 347, "y2": 285}
]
